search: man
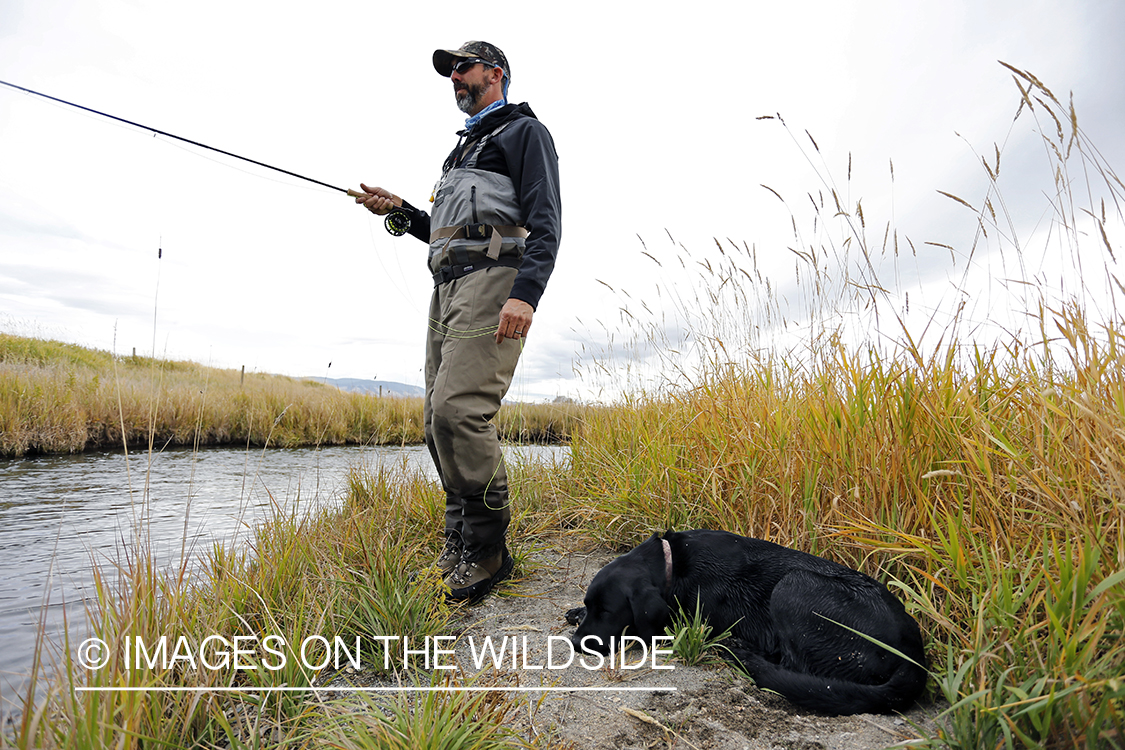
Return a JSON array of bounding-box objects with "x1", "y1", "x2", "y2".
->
[{"x1": 354, "y1": 41, "x2": 561, "y2": 602}]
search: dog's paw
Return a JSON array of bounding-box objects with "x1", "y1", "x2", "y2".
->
[
  {"x1": 564, "y1": 606, "x2": 586, "y2": 626},
  {"x1": 722, "y1": 638, "x2": 772, "y2": 677}
]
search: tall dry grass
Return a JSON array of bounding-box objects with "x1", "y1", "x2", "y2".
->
[
  {"x1": 566, "y1": 64, "x2": 1125, "y2": 747},
  {"x1": 0, "y1": 335, "x2": 584, "y2": 457}
]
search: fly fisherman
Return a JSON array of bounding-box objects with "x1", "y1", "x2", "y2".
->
[{"x1": 354, "y1": 41, "x2": 561, "y2": 602}]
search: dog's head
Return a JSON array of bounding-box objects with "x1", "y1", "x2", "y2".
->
[{"x1": 570, "y1": 533, "x2": 671, "y2": 653}]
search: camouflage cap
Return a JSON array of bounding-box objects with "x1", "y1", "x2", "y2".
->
[{"x1": 433, "y1": 41, "x2": 510, "y2": 80}]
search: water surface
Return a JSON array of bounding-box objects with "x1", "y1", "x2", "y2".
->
[{"x1": 0, "y1": 443, "x2": 564, "y2": 705}]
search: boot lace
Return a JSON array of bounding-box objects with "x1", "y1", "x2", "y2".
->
[{"x1": 448, "y1": 561, "x2": 480, "y2": 586}]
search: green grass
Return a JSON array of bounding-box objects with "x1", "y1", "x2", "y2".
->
[
  {"x1": 664, "y1": 594, "x2": 737, "y2": 668},
  {"x1": 321, "y1": 673, "x2": 525, "y2": 749}
]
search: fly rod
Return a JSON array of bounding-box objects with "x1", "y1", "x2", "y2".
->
[{"x1": 0, "y1": 78, "x2": 374, "y2": 200}]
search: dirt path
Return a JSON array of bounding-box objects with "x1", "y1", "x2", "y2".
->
[{"x1": 334, "y1": 543, "x2": 942, "y2": 749}]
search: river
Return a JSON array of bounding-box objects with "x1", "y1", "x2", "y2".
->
[{"x1": 0, "y1": 443, "x2": 566, "y2": 707}]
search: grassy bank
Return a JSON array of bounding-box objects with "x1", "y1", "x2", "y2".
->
[
  {"x1": 559, "y1": 65, "x2": 1125, "y2": 746},
  {"x1": 0, "y1": 335, "x2": 582, "y2": 457},
  {"x1": 11, "y1": 338, "x2": 1123, "y2": 747},
  {"x1": 8, "y1": 66, "x2": 1125, "y2": 748},
  {"x1": 569, "y1": 320, "x2": 1125, "y2": 747}
]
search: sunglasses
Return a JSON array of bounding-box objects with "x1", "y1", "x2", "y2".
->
[{"x1": 452, "y1": 58, "x2": 499, "y2": 75}]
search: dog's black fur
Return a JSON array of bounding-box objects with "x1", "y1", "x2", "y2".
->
[{"x1": 568, "y1": 530, "x2": 927, "y2": 715}]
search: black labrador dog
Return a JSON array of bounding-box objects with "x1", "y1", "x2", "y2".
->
[{"x1": 567, "y1": 530, "x2": 927, "y2": 715}]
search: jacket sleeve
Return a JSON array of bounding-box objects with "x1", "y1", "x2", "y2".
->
[
  {"x1": 403, "y1": 202, "x2": 432, "y2": 244},
  {"x1": 499, "y1": 119, "x2": 561, "y2": 310}
]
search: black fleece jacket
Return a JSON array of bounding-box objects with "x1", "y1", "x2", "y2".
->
[{"x1": 404, "y1": 102, "x2": 561, "y2": 310}]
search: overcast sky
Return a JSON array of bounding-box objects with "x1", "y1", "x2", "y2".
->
[{"x1": 2, "y1": 0, "x2": 1122, "y2": 401}]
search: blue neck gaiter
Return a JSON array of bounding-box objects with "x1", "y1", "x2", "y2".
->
[{"x1": 464, "y1": 98, "x2": 507, "y2": 131}]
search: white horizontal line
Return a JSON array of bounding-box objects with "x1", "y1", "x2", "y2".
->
[{"x1": 76, "y1": 686, "x2": 677, "y2": 693}]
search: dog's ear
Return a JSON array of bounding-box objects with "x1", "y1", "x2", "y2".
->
[{"x1": 629, "y1": 585, "x2": 670, "y2": 642}]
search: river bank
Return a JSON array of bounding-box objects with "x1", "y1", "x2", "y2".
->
[
  {"x1": 6, "y1": 292, "x2": 1125, "y2": 748},
  {"x1": 0, "y1": 333, "x2": 584, "y2": 457},
  {"x1": 9, "y1": 328, "x2": 1123, "y2": 748},
  {"x1": 0, "y1": 442, "x2": 566, "y2": 706},
  {"x1": 324, "y1": 543, "x2": 947, "y2": 750}
]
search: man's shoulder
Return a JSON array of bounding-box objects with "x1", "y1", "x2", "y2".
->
[
  {"x1": 474, "y1": 103, "x2": 558, "y2": 171},
  {"x1": 483, "y1": 103, "x2": 551, "y2": 135},
  {"x1": 498, "y1": 105, "x2": 556, "y2": 153}
]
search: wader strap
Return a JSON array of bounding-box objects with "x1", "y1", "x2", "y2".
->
[
  {"x1": 432, "y1": 255, "x2": 521, "y2": 286},
  {"x1": 430, "y1": 224, "x2": 529, "y2": 260}
]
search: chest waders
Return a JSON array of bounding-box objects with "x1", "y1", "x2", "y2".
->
[
  {"x1": 423, "y1": 119, "x2": 524, "y2": 571},
  {"x1": 427, "y1": 121, "x2": 529, "y2": 283}
]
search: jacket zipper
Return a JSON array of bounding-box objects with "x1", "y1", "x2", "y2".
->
[{"x1": 471, "y1": 185, "x2": 478, "y2": 223}]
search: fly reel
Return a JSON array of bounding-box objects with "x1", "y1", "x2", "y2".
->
[{"x1": 385, "y1": 208, "x2": 411, "y2": 237}]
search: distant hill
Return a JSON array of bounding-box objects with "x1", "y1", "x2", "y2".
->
[{"x1": 304, "y1": 377, "x2": 425, "y2": 398}]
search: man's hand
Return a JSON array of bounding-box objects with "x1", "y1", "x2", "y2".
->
[
  {"x1": 353, "y1": 183, "x2": 401, "y2": 215},
  {"x1": 496, "y1": 298, "x2": 534, "y2": 344}
]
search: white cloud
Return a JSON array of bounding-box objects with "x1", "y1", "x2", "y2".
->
[{"x1": 1, "y1": 0, "x2": 1122, "y2": 399}]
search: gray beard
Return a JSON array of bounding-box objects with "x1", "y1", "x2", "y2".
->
[{"x1": 455, "y1": 81, "x2": 487, "y2": 114}]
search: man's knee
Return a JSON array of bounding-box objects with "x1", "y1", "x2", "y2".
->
[{"x1": 429, "y1": 392, "x2": 468, "y2": 436}]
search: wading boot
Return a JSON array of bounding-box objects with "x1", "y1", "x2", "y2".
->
[
  {"x1": 410, "y1": 538, "x2": 462, "y2": 584},
  {"x1": 445, "y1": 546, "x2": 513, "y2": 603},
  {"x1": 434, "y1": 539, "x2": 463, "y2": 577}
]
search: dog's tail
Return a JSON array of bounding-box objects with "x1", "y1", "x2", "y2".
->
[{"x1": 741, "y1": 654, "x2": 927, "y2": 715}]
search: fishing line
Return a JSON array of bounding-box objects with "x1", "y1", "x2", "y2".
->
[
  {"x1": 0, "y1": 78, "x2": 363, "y2": 198},
  {"x1": 427, "y1": 320, "x2": 502, "y2": 339},
  {"x1": 364, "y1": 215, "x2": 421, "y2": 316}
]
